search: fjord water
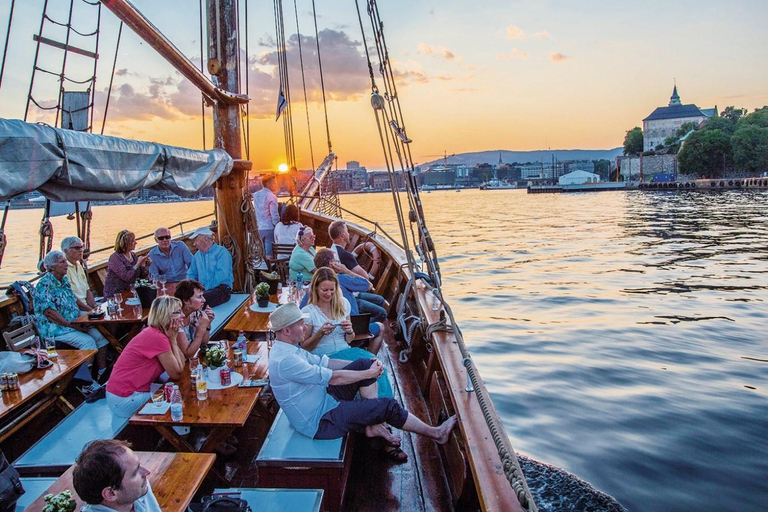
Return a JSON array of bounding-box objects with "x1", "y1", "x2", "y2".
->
[{"x1": 2, "y1": 189, "x2": 767, "y2": 511}]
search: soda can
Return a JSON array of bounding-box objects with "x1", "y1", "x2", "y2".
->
[
  {"x1": 233, "y1": 349, "x2": 243, "y2": 367},
  {"x1": 0, "y1": 374, "x2": 7, "y2": 391},
  {"x1": 164, "y1": 382, "x2": 174, "y2": 402},
  {"x1": 219, "y1": 367, "x2": 231, "y2": 386}
]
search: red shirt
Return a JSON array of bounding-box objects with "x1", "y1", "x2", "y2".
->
[{"x1": 106, "y1": 327, "x2": 171, "y2": 397}]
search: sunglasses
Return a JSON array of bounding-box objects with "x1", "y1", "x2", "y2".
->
[
  {"x1": 298, "y1": 227, "x2": 311, "y2": 238},
  {"x1": 69, "y1": 245, "x2": 84, "y2": 250},
  {"x1": 156, "y1": 235, "x2": 171, "y2": 241}
]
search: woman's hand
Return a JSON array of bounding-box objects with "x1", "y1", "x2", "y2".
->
[
  {"x1": 204, "y1": 305, "x2": 215, "y2": 321},
  {"x1": 340, "y1": 319, "x2": 354, "y2": 335},
  {"x1": 320, "y1": 321, "x2": 335, "y2": 336},
  {"x1": 169, "y1": 315, "x2": 184, "y2": 333},
  {"x1": 136, "y1": 254, "x2": 149, "y2": 268}
]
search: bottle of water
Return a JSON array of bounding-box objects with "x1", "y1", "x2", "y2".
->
[
  {"x1": 170, "y1": 385, "x2": 183, "y2": 421},
  {"x1": 236, "y1": 330, "x2": 247, "y2": 351},
  {"x1": 196, "y1": 364, "x2": 207, "y2": 401},
  {"x1": 296, "y1": 272, "x2": 303, "y2": 301}
]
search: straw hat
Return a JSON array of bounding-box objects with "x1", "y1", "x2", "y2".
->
[{"x1": 269, "y1": 302, "x2": 308, "y2": 332}]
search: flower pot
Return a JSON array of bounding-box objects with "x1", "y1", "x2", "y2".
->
[
  {"x1": 257, "y1": 296, "x2": 270, "y2": 308},
  {"x1": 206, "y1": 365, "x2": 224, "y2": 385},
  {"x1": 136, "y1": 286, "x2": 157, "y2": 309}
]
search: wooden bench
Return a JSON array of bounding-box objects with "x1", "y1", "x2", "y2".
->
[
  {"x1": 209, "y1": 293, "x2": 249, "y2": 337},
  {"x1": 256, "y1": 409, "x2": 353, "y2": 512},
  {"x1": 13, "y1": 399, "x2": 129, "y2": 475},
  {"x1": 212, "y1": 488, "x2": 324, "y2": 512},
  {"x1": 15, "y1": 477, "x2": 56, "y2": 511}
]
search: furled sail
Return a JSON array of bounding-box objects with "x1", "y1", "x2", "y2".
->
[{"x1": 0, "y1": 118, "x2": 233, "y2": 201}]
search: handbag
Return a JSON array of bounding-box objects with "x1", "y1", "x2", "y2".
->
[
  {"x1": 200, "y1": 495, "x2": 251, "y2": 512},
  {"x1": 0, "y1": 450, "x2": 25, "y2": 512}
]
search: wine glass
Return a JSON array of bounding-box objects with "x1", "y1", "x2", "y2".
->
[
  {"x1": 114, "y1": 293, "x2": 124, "y2": 314},
  {"x1": 158, "y1": 275, "x2": 167, "y2": 294}
]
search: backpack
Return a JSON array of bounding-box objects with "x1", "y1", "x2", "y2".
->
[{"x1": 200, "y1": 496, "x2": 251, "y2": 512}]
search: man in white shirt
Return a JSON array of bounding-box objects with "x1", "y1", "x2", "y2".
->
[
  {"x1": 61, "y1": 236, "x2": 97, "y2": 312},
  {"x1": 268, "y1": 303, "x2": 456, "y2": 451},
  {"x1": 73, "y1": 440, "x2": 161, "y2": 512},
  {"x1": 252, "y1": 175, "x2": 280, "y2": 256}
]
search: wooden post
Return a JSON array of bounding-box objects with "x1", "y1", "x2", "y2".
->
[{"x1": 208, "y1": 0, "x2": 247, "y2": 290}]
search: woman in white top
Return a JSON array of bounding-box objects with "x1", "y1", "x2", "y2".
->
[
  {"x1": 300, "y1": 267, "x2": 392, "y2": 397},
  {"x1": 273, "y1": 203, "x2": 302, "y2": 245}
]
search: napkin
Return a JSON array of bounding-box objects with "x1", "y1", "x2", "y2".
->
[
  {"x1": 244, "y1": 354, "x2": 260, "y2": 363},
  {"x1": 138, "y1": 401, "x2": 171, "y2": 415}
]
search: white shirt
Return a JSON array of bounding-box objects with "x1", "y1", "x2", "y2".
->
[
  {"x1": 81, "y1": 482, "x2": 161, "y2": 512},
  {"x1": 252, "y1": 188, "x2": 279, "y2": 230},
  {"x1": 301, "y1": 298, "x2": 352, "y2": 357},
  {"x1": 274, "y1": 222, "x2": 301, "y2": 245}
]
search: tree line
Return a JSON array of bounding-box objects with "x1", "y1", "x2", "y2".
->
[{"x1": 622, "y1": 106, "x2": 768, "y2": 178}]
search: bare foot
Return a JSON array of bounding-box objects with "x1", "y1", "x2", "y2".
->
[
  {"x1": 435, "y1": 415, "x2": 457, "y2": 445},
  {"x1": 365, "y1": 423, "x2": 401, "y2": 446}
]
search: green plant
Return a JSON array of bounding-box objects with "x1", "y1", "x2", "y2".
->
[
  {"x1": 135, "y1": 278, "x2": 156, "y2": 289},
  {"x1": 42, "y1": 490, "x2": 76, "y2": 512},
  {"x1": 203, "y1": 345, "x2": 228, "y2": 367},
  {"x1": 255, "y1": 282, "x2": 270, "y2": 298}
]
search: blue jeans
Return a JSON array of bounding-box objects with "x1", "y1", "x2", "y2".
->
[
  {"x1": 259, "y1": 228, "x2": 275, "y2": 257},
  {"x1": 356, "y1": 292, "x2": 387, "y2": 323}
]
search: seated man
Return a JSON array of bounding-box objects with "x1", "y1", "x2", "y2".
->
[
  {"x1": 61, "y1": 236, "x2": 97, "y2": 312},
  {"x1": 73, "y1": 439, "x2": 161, "y2": 512},
  {"x1": 34, "y1": 250, "x2": 108, "y2": 389},
  {"x1": 328, "y1": 222, "x2": 389, "y2": 323},
  {"x1": 268, "y1": 303, "x2": 456, "y2": 456},
  {"x1": 187, "y1": 226, "x2": 233, "y2": 307},
  {"x1": 148, "y1": 227, "x2": 193, "y2": 290}
]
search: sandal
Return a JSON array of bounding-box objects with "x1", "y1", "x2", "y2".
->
[{"x1": 384, "y1": 445, "x2": 408, "y2": 464}]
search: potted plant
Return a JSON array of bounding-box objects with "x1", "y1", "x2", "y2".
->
[
  {"x1": 42, "y1": 490, "x2": 76, "y2": 512},
  {"x1": 255, "y1": 282, "x2": 271, "y2": 308},
  {"x1": 134, "y1": 278, "x2": 157, "y2": 309},
  {"x1": 201, "y1": 344, "x2": 228, "y2": 384},
  {"x1": 260, "y1": 270, "x2": 280, "y2": 295}
]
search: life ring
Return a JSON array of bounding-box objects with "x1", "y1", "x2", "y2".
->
[
  {"x1": 353, "y1": 241, "x2": 382, "y2": 281},
  {"x1": 728, "y1": 180, "x2": 733, "y2": 186}
]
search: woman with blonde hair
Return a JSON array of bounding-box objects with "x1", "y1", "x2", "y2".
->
[
  {"x1": 103, "y1": 229, "x2": 151, "y2": 297},
  {"x1": 106, "y1": 296, "x2": 186, "y2": 418}
]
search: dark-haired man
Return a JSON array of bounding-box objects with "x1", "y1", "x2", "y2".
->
[
  {"x1": 252, "y1": 174, "x2": 280, "y2": 256},
  {"x1": 73, "y1": 439, "x2": 160, "y2": 512}
]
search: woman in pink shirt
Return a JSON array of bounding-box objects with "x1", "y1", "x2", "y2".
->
[{"x1": 106, "y1": 296, "x2": 186, "y2": 417}]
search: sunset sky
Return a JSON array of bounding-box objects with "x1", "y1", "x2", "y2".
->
[{"x1": 0, "y1": 0, "x2": 766, "y2": 171}]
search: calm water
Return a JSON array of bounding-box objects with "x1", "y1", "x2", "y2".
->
[{"x1": 3, "y1": 190, "x2": 767, "y2": 511}]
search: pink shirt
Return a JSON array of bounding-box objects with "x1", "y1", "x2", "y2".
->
[{"x1": 106, "y1": 327, "x2": 171, "y2": 398}]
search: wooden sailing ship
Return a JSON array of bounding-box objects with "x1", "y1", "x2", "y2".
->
[{"x1": 0, "y1": 1, "x2": 536, "y2": 510}]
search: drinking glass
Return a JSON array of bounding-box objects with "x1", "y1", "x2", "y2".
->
[
  {"x1": 31, "y1": 335, "x2": 40, "y2": 351},
  {"x1": 45, "y1": 337, "x2": 58, "y2": 358},
  {"x1": 114, "y1": 293, "x2": 124, "y2": 314},
  {"x1": 189, "y1": 357, "x2": 199, "y2": 373},
  {"x1": 158, "y1": 276, "x2": 167, "y2": 294}
]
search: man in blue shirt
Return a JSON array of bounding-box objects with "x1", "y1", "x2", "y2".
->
[
  {"x1": 148, "y1": 227, "x2": 192, "y2": 285},
  {"x1": 252, "y1": 175, "x2": 280, "y2": 256},
  {"x1": 268, "y1": 303, "x2": 456, "y2": 459},
  {"x1": 187, "y1": 226, "x2": 234, "y2": 307}
]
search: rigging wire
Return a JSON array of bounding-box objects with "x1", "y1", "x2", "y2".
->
[
  {"x1": 310, "y1": 0, "x2": 332, "y2": 154},
  {"x1": 292, "y1": 0, "x2": 316, "y2": 171},
  {"x1": 243, "y1": 0, "x2": 251, "y2": 160},
  {"x1": 101, "y1": 21, "x2": 122, "y2": 134},
  {"x1": 198, "y1": 0, "x2": 206, "y2": 149},
  {"x1": 273, "y1": 0, "x2": 296, "y2": 168},
  {"x1": 0, "y1": 0, "x2": 16, "y2": 90}
]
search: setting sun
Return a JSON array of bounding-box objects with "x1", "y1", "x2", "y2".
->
[{"x1": 278, "y1": 163, "x2": 289, "y2": 173}]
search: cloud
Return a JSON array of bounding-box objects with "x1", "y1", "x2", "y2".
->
[
  {"x1": 506, "y1": 25, "x2": 526, "y2": 40},
  {"x1": 102, "y1": 83, "x2": 178, "y2": 121},
  {"x1": 497, "y1": 48, "x2": 528, "y2": 60},
  {"x1": 534, "y1": 30, "x2": 550, "y2": 39},
  {"x1": 417, "y1": 43, "x2": 456, "y2": 61},
  {"x1": 549, "y1": 52, "x2": 568, "y2": 62}
]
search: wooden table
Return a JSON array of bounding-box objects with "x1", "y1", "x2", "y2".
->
[
  {"x1": 129, "y1": 342, "x2": 269, "y2": 455},
  {"x1": 23, "y1": 451, "x2": 216, "y2": 512},
  {"x1": 223, "y1": 288, "x2": 295, "y2": 335},
  {"x1": 0, "y1": 349, "x2": 95, "y2": 442},
  {"x1": 72, "y1": 289, "x2": 150, "y2": 352}
]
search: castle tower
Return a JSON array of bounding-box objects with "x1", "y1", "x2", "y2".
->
[{"x1": 669, "y1": 84, "x2": 681, "y2": 107}]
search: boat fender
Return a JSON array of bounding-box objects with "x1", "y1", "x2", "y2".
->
[{"x1": 353, "y1": 241, "x2": 382, "y2": 281}]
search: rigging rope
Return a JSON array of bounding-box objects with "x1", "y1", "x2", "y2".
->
[
  {"x1": 0, "y1": 0, "x2": 15, "y2": 91},
  {"x1": 273, "y1": 0, "x2": 296, "y2": 168},
  {"x1": 310, "y1": 0, "x2": 332, "y2": 154},
  {"x1": 101, "y1": 20, "x2": 122, "y2": 134},
  {"x1": 292, "y1": 0, "x2": 315, "y2": 171}
]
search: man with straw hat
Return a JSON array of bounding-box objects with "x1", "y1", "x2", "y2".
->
[{"x1": 268, "y1": 303, "x2": 457, "y2": 454}]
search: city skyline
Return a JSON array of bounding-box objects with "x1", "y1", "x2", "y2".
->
[{"x1": 0, "y1": 0, "x2": 766, "y2": 171}]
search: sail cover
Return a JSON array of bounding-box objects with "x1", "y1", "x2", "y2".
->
[{"x1": 0, "y1": 118, "x2": 233, "y2": 201}]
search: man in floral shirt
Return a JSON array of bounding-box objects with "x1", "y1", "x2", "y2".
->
[{"x1": 34, "y1": 250, "x2": 109, "y2": 389}]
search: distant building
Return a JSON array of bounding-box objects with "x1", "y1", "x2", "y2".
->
[
  {"x1": 559, "y1": 170, "x2": 599, "y2": 185},
  {"x1": 519, "y1": 162, "x2": 564, "y2": 180},
  {"x1": 643, "y1": 85, "x2": 717, "y2": 151},
  {"x1": 346, "y1": 160, "x2": 360, "y2": 170},
  {"x1": 333, "y1": 167, "x2": 368, "y2": 192}
]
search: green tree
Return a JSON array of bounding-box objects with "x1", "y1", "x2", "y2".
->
[
  {"x1": 742, "y1": 106, "x2": 768, "y2": 128},
  {"x1": 623, "y1": 127, "x2": 643, "y2": 155},
  {"x1": 678, "y1": 129, "x2": 732, "y2": 178},
  {"x1": 701, "y1": 116, "x2": 738, "y2": 134},
  {"x1": 731, "y1": 124, "x2": 768, "y2": 173},
  {"x1": 721, "y1": 106, "x2": 745, "y2": 124},
  {"x1": 592, "y1": 159, "x2": 612, "y2": 180}
]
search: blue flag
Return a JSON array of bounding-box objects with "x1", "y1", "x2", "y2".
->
[{"x1": 275, "y1": 86, "x2": 287, "y2": 121}]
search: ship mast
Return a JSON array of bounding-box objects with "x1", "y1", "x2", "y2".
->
[{"x1": 101, "y1": 0, "x2": 251, "y2": 289}]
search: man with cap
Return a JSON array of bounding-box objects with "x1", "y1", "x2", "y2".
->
[
  {"x1": 268, "y1": 302, "x2": 457, "y2": 458},
  {"x1": 186, "y1": 226, "x2": 233, "y2": 307}
]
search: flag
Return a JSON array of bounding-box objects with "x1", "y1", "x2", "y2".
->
[{"x1": 275, "y1": 86, "x2": 287, "y2": 121}]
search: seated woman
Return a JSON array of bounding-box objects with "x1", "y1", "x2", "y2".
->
[
  {"x1": 103, "y1": 230, "x2": 150, "y2": 298},
  {"x1": 174, "y1": 279, "x2": 215, "y2": 358},
  {"x1": 273, "y1": 203, "x2": 302, "y2": 246},
  {"x1": 300, "y1": 268, "x2": 389, "y2": 394},
  {"x1": 288, "y1": 225, "x2": 316, "y2": 282},
  {"x1": 105, "y1": 295, "x2": 186, "y2": 418}
]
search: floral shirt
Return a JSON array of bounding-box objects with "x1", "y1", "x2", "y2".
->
[{"x1": 33, "y1": 272, "x2": 81, "y2": 338}]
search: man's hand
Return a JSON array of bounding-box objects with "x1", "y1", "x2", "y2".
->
[{"x1": 368, "y1": 359, "x2": 383, "y2": 378}]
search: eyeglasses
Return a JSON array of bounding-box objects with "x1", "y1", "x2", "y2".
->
[
  {"x1": 68, "y1": 245, "x2": 83, "y2": 250},
  {"x1": 156, "y1": 235, "x2": 171, "y2": 241}
]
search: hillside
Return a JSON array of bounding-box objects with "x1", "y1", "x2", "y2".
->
[{"x1": 421, "y1": 148, "x2": 623, "y2": 167}]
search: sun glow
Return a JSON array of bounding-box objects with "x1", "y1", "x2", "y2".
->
[{"x1": 278, "y1": 163, "x2": 289, "y2": 173}]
